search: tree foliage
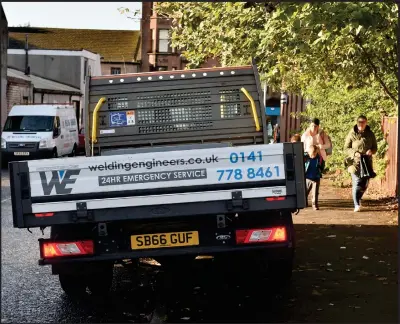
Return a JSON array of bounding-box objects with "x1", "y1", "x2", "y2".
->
[
  {"x1": 154, "y1": 2, "x2": 398, "y2": 179},
  {"x1": 157, "y1": 2, "x2": 397, "y2": 104}
]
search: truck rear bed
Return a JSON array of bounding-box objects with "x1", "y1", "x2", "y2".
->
[{"x1": 10, "y1": 142, "x2": 306, "y2": 228}]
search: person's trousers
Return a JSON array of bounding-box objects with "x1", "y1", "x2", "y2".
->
[
  {"x1": 306, "y1": 179, "x2": 320, "y2": 207},
  {"x1": 351, "y1": 173, "x2": 369, "y2": 207}
]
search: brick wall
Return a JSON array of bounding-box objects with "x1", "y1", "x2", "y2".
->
[{"x1": 6, "y1": 77, "x2": 33, "y2": 113}]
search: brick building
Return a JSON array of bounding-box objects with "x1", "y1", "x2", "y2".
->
[
  {"x1": 140, "y1": 2, "x2": 219, "y2": 72},
  {"x1": 1, "y1": 4, "x2": 8, "y2": 128}
]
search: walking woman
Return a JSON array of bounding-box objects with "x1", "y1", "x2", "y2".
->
[
  {"x1": 344, "y1": 115, "x2": 378, "y2": 212},
  {"x1": 301, "y1": 118, "x2": 331, "y2": 161}
]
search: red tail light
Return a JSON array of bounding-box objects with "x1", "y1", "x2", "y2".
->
[
  {"x1": 265, "y1": 197, "x2": 286, "y2": 201},
  {"x1": 236, "y1": 227, "x2": 287, "y2": 244},
  {"x1": 42, "y1": 240, "x2": 94, "y2": 258},
  {"x1": 35, "y1": 213, "x2": 54, "y2": 217}
]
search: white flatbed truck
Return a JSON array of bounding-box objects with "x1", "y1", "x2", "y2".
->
[{"x1": 9, "y1": 63, "x2": 306, "y2": 298}]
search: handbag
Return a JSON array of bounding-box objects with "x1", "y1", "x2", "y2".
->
[{"x1": 359, "y1": 155, "x2": 377, "y2": 179}]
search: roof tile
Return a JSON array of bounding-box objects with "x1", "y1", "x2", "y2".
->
[{"x1": 8, "y1": 27, "x2": 141, "y2": 63}]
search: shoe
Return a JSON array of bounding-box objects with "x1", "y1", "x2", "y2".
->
[
  {"x1": 313, "y1": 205, "x2": 319, "y2": 210},
  {"x1": 354, "y1": 206, "x2": 361, "y2": 212}
]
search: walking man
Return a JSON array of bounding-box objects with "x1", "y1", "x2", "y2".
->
[{"x1": 344, "y1": 115, "x2": 378, "y2": 212}]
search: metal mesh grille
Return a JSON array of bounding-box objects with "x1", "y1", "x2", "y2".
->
[
  {"x1": 137, "y1": 91, "x2": 212, "y2": 108},
  {"x1": 108, "y1": 97, "x2": 128, "y2": 110},
  {"x1": 137, "y1": 106, "x2": 213, "y2": 124},
  {"x1": 139, "y1": 122, "x2": 213, "y2": 134},
  {"x1": 220, "y1": 103, "x2": 241, "y2": 119},
  {"x1": 220, "y1": 89, "x2": 241, "y2": 102}
]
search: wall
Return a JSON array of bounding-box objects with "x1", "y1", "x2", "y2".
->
[
  {"x1": 101, "y1": 63, "x2": 139, "y2": 76},
  {"x1": 8, "y1": 53, "x2": 82, "y2": 88},
  {"x1": 6, "y1": 77, "x2": 33, "y2": 114},
  {"x1": 33, "y1": 93, "x2": 71, "y2": 104},
  {"x1": 0, "y1": 5, "x2": 8, "y2": 128}
]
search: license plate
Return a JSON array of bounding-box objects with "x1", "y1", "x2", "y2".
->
[
  {"x1": 131, "y1": 231, "x2": 199, "y2": 250},
  {"x1": 14, "y1": 152, "x2": 30, "y2": 156}
]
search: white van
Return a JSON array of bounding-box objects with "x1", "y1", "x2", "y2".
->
[{"x1": 1, "y1": 105, "x2": 79, "y2": 161}]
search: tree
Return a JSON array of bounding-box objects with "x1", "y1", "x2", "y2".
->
[{"x1": 156, "y1": 2, "x2": 398, "y2": 107}]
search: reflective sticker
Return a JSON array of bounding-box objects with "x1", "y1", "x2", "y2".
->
[
  {"x1": 110, "y1": 112, "x2": 127, "y2": 127},
  {"x1": 127, "y1": 111, "x2": 136, "y2": 125}
]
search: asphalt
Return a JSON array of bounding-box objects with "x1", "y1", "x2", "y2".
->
[{"x1": 1, "y1": 168, "x2": 398, "y2": 323}]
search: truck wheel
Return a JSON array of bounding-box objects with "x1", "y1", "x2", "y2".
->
[
  {"x1": 267, "y1": 259, "x2": 293, "y2": 287},
  {"x1": 86, "y1": 263, "x2": 114, "y2": 296},
  {"x1": 59, "y1": 274, "x2": 88, "y2": 298},
  {"x1": 69, "y1": 144, "x2": 77, "y2": 157}
]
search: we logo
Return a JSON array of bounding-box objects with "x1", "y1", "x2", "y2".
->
[{"x1": 39, "y1": 170, "x2": 81, "y2": 195}]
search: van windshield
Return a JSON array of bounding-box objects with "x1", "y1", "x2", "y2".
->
[{"x1": 3, "y1": 116, "x2": 54, "y2": 132}]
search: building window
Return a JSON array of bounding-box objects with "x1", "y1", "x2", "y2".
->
[
  {"x1": 22, "y1": 96, "x2": 29, "y2": 104},
  {"x1": 111, "y1": 67, "x2": 121, "y2": 75},
  {"x1": 158, "y1": 29, "x2": 170, "y2": 53}
]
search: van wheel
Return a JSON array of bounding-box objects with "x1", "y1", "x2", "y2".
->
[
  {"x1": 59, "y1": 274, "x2": 88, "y2": 299},
  {"x1": 69, "y1": 144, "x2": 77, "y2": 157},
  {"x1": 52, "y1": 148, "x2": 58, "y2": 159}
]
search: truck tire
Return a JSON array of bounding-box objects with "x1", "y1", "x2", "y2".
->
[
  {"x1": 267, "y1": 258, "x2": 293, "y2": 285},
  {"x1": 87, "y1": 263, "x2": 114, "y2": 296},
  {"x1": 59, "y1": 274, "x2": 88, "y2": 298}
]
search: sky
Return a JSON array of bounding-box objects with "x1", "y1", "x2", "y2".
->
[{"x1": 2, "y1": 2, "x2": 141, "y2": 30}]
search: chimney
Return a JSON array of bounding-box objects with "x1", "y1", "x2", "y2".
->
[{"x1": 24, "y1": 34, "x2": 30, "y2": 75}]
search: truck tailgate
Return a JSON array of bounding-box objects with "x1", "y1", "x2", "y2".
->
[{"x1": 9, "y1": 142, "x2": 306, "y2": 228}]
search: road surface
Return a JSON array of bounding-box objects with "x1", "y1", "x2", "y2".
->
[{"x1": 1, "y1": 169, "x2": 397, "y2": 323}]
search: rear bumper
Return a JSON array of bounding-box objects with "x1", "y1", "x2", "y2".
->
[{"x1": 39, "y1": 241, "x2": 294, "y2": 266}]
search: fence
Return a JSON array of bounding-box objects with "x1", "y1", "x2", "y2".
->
[
  {"x1": 279, "y1": 93, "x2": 307, "y2": 142},
  {"x1": 380, "y1": 116, "x2": 398, "y2": 197}
]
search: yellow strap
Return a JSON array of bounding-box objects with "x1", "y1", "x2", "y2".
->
[{"x1": 240, "y1": 87, "x2": 261, "y2": 131}]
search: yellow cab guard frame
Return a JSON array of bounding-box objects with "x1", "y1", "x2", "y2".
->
[
  {"x1": 91, "y1": 97, "x2": 106, "y2": 156},
  {"x1": 240, "y1": 87, "x2": 261, "y2": 132}
]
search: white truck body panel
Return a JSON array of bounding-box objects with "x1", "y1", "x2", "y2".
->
[
  {"x1": 28, "y1": 143, "x2": 285, "y2": 197},
  {"x1": 25, "y1": 143, "x2": 287, "y2": 213}
]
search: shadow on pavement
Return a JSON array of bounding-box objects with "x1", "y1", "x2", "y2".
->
[{"x1": 50, "y1": 224, "x2": 397, "y2": 323}]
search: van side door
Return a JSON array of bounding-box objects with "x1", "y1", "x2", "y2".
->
[{"x1": 53, "y1": 116, "x2": 64, "y2": 156}]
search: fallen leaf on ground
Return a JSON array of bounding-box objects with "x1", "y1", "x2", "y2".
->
[
  {"x1": 326, "y1": 268, "x2": 333, "y2": 272},
  {"x1": 340, "y1": 246, "x2": 346, "y2": 249},
  {"x1": 362, "y1": 256, "x2": 369, "y2": 260},
  {"x1": 326, "y1": 235, "x2": 336, "y2": 238},
  {"x1": 312, "y1": 290, "x2": 322, "y2": 296},
  {"x1": 327, "y1": 263, "x2": 332, "y2": 266},
  {"x1": 329, "y1": 303, "x2": 334, "y2": 306},
  {"x1": 181, "y1": 317, "x2": 191, "y2": 320},
  {"x1": 377, "y1": 277, "x2": 387, "y2": 281}
]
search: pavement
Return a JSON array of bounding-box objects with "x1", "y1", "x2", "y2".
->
[{"x1": 1, "y1": 168, "x2": 398, "y2": 323}]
